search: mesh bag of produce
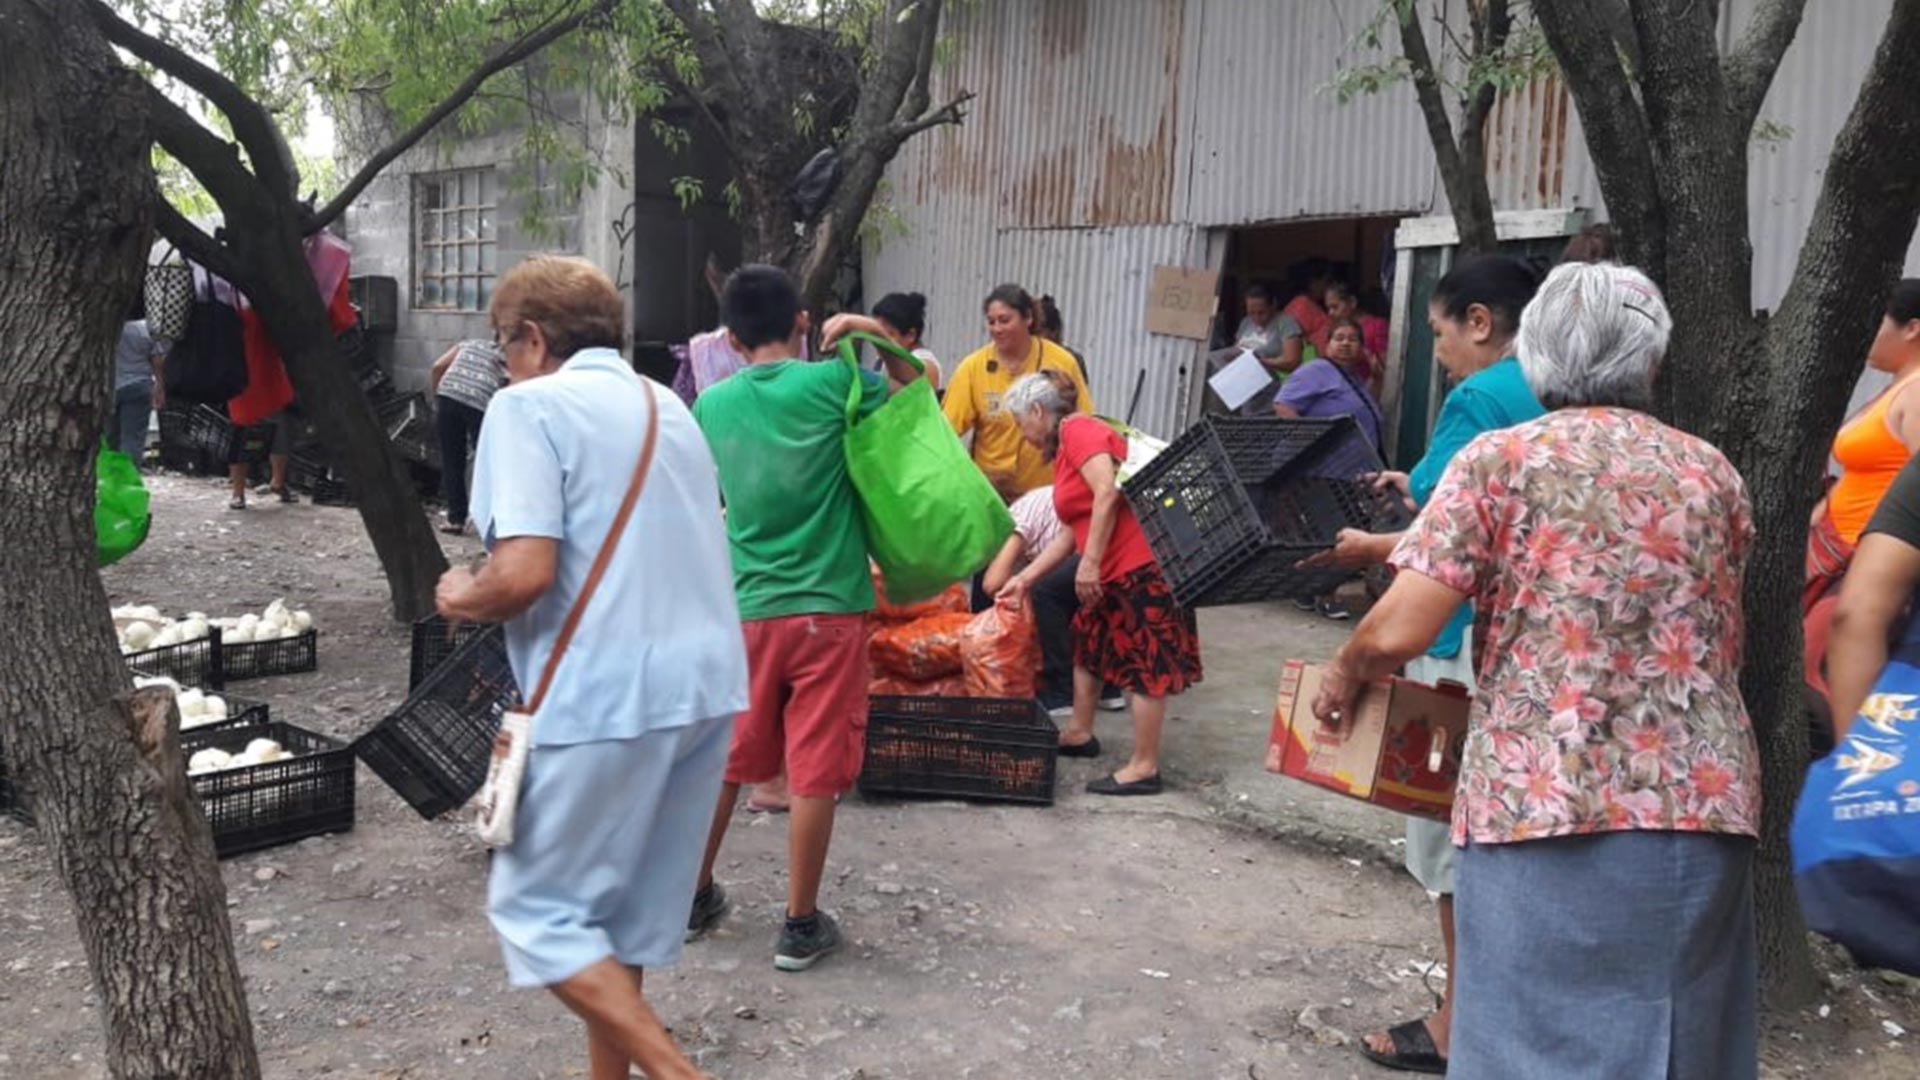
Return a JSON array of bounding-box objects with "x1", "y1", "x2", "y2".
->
[
  {"x1": 961, "y1": 595, "x2": 1040, "y2": 700},
  {"x1": 869, "y1": 612, "x2": 972, "y2": 681}
]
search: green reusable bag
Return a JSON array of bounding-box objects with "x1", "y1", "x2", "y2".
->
[
  {"x1": 95, "y1": 443, "x2": 151, "y2": 567},
  {"x1": 840, "y1": 331, "x2": 1013, "y2": 603}
]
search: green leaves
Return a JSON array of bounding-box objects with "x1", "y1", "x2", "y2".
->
[{"x1": 1322, "y1": 0, "x2": 1558, "y2": 105}]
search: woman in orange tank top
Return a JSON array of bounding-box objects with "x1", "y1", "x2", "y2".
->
[{"x1": 1805, "y1": 279, "x2": 1920, "y2": 710}]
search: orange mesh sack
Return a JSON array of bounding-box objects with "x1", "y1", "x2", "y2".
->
[
  {"x1": 870, "y1": 674, "x2": 968, "y2": 697},
  {"x1": 869, "y1": 611, "x2": 972, "y2": 681},
  {"x1": 872, "y1": 564, "x2": 970, "y2": 623},
  {"x1": 961, "y1": 595, "x2": 1041, "y2": 699}
]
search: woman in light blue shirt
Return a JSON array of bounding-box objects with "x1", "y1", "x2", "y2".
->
[{"x1": 437, "y1": 256, "x2": 746, "y2": 1080}]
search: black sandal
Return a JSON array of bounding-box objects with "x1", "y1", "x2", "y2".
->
[
  {"x1": 1357, "y1": 1017, "x2": 1447, "y2": 1075},
  {"x1": 1057, "y1": 736, "x2": 1101, "y2": 758}
]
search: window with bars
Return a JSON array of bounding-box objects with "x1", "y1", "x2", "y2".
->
[{"x1": 413, "y1": 168, "x2": 497, "y2": 311}]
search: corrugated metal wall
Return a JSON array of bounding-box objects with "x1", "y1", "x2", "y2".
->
[
  {"x1": 867, "y1": 0, "x2": 1920, "y2": 435},
  {"x1": 998, "y1": 225, "x2": 1206, "y2": 428},
  {"x1": 1179, "y1": 0, "x2": 1438, "y2": 224}
]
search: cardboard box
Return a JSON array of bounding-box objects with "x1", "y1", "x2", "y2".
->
[
  {"x1": 1264, "y1": 660, "x2": 1471, "y2": 821},
  {"x1": 1143, "y1": 264, "x2": 1221, "y2": 340}
]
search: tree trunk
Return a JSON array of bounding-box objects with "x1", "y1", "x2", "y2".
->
[
  {"x1": 0, "y1": 2, "x2": 262, "y2": 1074},
  {"x1": 211, "y1": 205, "x2": 449, "y2": 621}
]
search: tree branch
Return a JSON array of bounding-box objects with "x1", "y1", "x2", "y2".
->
[
  {"x1": 898, "y1": 0, "x2": 945, "y2": 124},
  {"x1": 1532, "y1": 0, "x2": 1666, "y2": 273},
  {"x1": 1459, "y1": 0, "x2": 1512, "y2": 151},
  {"x1": 654, "y1": 60, "x2": 748, "y2": 174},
  {"x1": 151, "y1": 199, "x2": 239, "y2": 283},
  {"x1": 84, "y1": 0, "x2": 298, "y2": 201},
  {"x1": 1393, "y1": 0, "x2": 1497, "y2": 252},
  {"x1": 142, "y1": 84, "x2": 263, "y2": 215},
  {"x1": 308, "y1": 0, "x2": 610, "y2": 232},
  {"x1": 1723, "y1": 0, "x2": 1808, "y2": 136},
  {"x1": 889, "y1": 89, "x2": 974, "y2": 142}
]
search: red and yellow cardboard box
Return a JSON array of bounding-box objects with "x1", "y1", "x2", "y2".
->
[{"x1": 1264, "y1": 660, "x2": 1471, "y2": 821}]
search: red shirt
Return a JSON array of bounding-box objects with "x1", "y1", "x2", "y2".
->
[{"x1": 1053, "y1": 415, "x2": 1156, "y2": 582}]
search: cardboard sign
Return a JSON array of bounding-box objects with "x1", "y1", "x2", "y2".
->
[
  {"x1": 1144, "y1": 265, "x2": 1221, "y2": 340},
  {"x1": 1265, "y1": 660, "x2": 1471, "y2": 820}
]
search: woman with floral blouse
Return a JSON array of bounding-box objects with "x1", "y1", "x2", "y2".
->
[{"x1": 1314, "y1": 261, "x2": 1760, "y2": 1080}]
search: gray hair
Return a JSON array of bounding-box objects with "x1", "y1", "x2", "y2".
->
[
  {"x1": 1516, "y1": 261, "x2": 1672, "y2": 411},
  {"x1": 1001, "y1": 370, "x2": 1077, "y2": 422}
]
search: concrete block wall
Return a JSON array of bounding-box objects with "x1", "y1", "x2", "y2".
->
[{"x1": 341, "y1": 96, "x2": 632, "y2": 395}]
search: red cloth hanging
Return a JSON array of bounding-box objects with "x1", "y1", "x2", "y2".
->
[{"x1": 229, "y1": 274, "x2": 355, "y2": 427}]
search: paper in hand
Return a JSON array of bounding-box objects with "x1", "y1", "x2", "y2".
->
[{"x1": 1208, "y1": 350, "x2": 1273, "y2": 410}]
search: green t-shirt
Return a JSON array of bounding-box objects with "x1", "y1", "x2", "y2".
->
[{"x1": 694, "y1": 359, "x2": 887, "y2": 621}]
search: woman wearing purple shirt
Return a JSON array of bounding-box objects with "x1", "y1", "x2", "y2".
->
[
  {"x1": 1271, "y1": 318, "x2": 1383, "y2": 449},
  {"x1": 1273, "y1": 318, "x2": 1383, "y2": 619}
]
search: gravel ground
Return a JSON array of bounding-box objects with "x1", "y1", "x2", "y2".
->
[{"x1": 0, "y1": 472, "x2": 1914, "y2": 1079}]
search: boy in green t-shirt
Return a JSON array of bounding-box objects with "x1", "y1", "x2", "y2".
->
[{"x1": 688, "y1": 265, "x2": 914, "y2": 972}]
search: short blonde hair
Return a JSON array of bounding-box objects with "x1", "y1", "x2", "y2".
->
[{"x1": 490, "y1": 255, "x2": 624, "y2": 360}]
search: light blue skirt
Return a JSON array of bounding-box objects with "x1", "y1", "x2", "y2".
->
[
  {"x1": 487, "y1": 713, "x2": 733, "y2": 988},
  {"x1": 1451, "y1": 830, "x2": 1758, "y2": 1080}
]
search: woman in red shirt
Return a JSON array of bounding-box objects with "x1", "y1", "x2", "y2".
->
[{"x1": 997, "y1": 370, "x2": 1202, "y2": 796}]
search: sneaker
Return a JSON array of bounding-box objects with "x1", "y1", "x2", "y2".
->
[
  {"x1": 1318, "y1": 600, "x2": 1352, "y2": 621},
  {"x1": 1293, "y1": 597, "x2": 1317, "y2": 612},
  {"x1": 228, "y1": 494, "x2": 246, "y2": 511},
  {"x1": 275, "y1": 486, "x2": 299, "y2": 505},
  {"x1": 685, "y1": 882, "x2": 729, "y2": 942},
  {"x1": 1098, "y1": 692, "x2": 1127, "y2": 712},
  {"x1": 774, "y1": 909, "x2": 842, "y2": 972}
]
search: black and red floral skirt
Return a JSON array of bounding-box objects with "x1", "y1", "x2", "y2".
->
[{"x1": 1071, "y1": 562, "x2": 1203, "y2": 698}]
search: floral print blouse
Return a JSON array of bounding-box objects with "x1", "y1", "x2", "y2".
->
[{"x1": 1391, "y1": 408, "x2": 1762, "y2": 846}]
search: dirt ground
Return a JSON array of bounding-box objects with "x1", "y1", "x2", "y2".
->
[{"x1": 1, "y1": 472, "x2": 1916, "y2": 1079}]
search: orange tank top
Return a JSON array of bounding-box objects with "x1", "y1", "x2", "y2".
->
[{"x1": 1828, "y1": 375, "x2": 1920, "y2": 544}]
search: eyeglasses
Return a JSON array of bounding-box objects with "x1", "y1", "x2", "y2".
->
[{"x1": 492, "y1": 321, "x2": 526, "y2": 349}]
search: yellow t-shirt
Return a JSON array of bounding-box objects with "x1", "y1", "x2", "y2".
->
[{"x1": 942, "y1": 339, "x2": 1094, "y2": 498}]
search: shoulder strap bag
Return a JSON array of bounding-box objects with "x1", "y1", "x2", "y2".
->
[{"x1": 474, "y1": 380, "x2": 660, "y2": 847}]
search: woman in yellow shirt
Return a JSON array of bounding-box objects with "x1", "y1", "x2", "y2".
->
[{"x1": 944, "y1": 284, "x2": 1094, "y2": 499}]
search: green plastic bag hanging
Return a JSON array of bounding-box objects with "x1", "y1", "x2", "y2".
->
[
  {"x1": 840, "y1": 331, "x2": 1013, "y2": 604},
  {"x1": 95, "y1": 444, "x2": 151, "y2": 567}
]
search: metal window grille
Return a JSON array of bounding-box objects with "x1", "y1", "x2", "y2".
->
[{"x1": 413, "y1": 168, "x2": 497, "y2": 311}]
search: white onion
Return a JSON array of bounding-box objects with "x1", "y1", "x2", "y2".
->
[
  {"x1": 187, "y1": 748, "x2": 232, "y2": 774},
  {"x1": 122, "y1": 621, "x2": 156, "y2": 650},
  {"x1": 292, "y1": 610, "x2": 313, "y2": 633}
]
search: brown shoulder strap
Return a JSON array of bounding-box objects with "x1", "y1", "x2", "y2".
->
[{"x1": 523, "y1": 379, "x2": 660, "y2": 715}]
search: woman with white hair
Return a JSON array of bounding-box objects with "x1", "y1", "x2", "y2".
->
[
  {"x1": 997, "y1": 369, "x2": 1202, "y2": 796},
  {"x1": 1313, "y1": 262, "x2": 1761, "y2": 1079}
]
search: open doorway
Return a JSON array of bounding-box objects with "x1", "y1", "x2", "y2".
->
[{"x1": 1200, "y1": 216, "x2": 1404, "y2": 417}]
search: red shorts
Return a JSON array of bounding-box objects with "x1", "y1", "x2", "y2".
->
[{"x1": 728, "y1": 613, "x2": 869, "y2": 798}]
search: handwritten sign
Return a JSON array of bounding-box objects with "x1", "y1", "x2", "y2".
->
[{"x1": 1144, "y1": 264, "x2": 1222, "y2": 340}]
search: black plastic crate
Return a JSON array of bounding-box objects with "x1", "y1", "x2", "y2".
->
[
  {"x1": 379, "y1": 393, "x2": 440, "y2": 469},
  {"x1": 216, "y1": 629, "x2": 317, "y2": 683},
  {"x1": 183, "y1": 721, "x2": 355, "y2": 858},
  {"x1": 859, "y1": 696, "x2": 1058, "y2": 806},
  {"x1": 1122, "y1": 416, "x2": 1411, "y2": 608},
  {"x1": 156, "y1": 405, "x2": 222, "y2": 473},
  {"x1": 409, "y1": 614, "x2": 496, "y2": 691},
  {"x1": 179, "y1": 691, "x2": 269, "y2": 734},
  {"x1": 124, "y1": 634, "x2": 222, "y2": 690},
  {"x1": 355, "y1": 625, "x2": 518, "y2": 819},
  {"x1": 287, "y1": 454, "x2": 353, "y2": 506},
  {"x1": 129, "y1": 669, "x2": 268, "y2": 732}
]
